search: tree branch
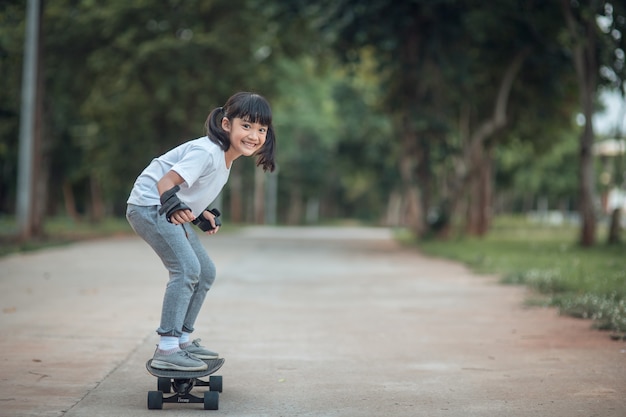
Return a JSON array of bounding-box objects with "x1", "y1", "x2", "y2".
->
[{"x1": 470, "y1": 47, "x2": 532, "y2": 145}]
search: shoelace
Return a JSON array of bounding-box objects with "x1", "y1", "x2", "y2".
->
[{"x1": 179, "y1": 350, "x2": 197, "y2": 359}]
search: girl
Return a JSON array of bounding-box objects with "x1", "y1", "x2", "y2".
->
[{"x1": 126, "y1": 92, "x2": 276, "y2": 371}]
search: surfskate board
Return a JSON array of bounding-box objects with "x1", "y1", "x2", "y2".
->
[{"x1": 145, "y1": 358, "x2": 225, "y2": 410}]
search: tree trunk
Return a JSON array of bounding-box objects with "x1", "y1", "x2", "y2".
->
[
  {"x1": 90, "y1": 175, "x2": 105, "y2": 222},
  {"x1": 385, "y1": 190, "x2": 403, "y2": 227},
  {"x1": 578, "y1": 112, "x2": 597, "y2": 247},
  {"x1": 448, "y1": 49, "x2": 529, "y2": 237},
  {"x1": 254, "y1": 168, "x2": 265, "y2": 224},
  {"x1": 607, "y1": 208, "x2": 621, "y2": 244},
  {"x1": 229, "y1": 164, "x2": 243, "y2": 223},
  {"x1": 265, "y1": 169, "x2": 278, "y2": 225},
  {"x1": 417, "y1": 135, "x2": 431, "y2": 229},
  {"x1": 440, "y1": 105, "x2": 471, "y2": 238},
  {"x1": 466, "y1": 145, "x2": 493, "y2": 236},
  {"x1": 31, "y1": 13, "x2": 46, "y2": 237},
  {"x1": 399, "y1": 143, "x2": 424, "y2": 236},
  {"x1": 287, "y1": 185, "x2": 303, "y2": 225},
  {"x1": 561, "y1": 0, "x2": 598, "y2": 247},
  {"x1": 62, "y1": 182, "x2": 79, "y2": 221},
  {"x1": 395, "y1": 18, "x2": 426, "y2": 237}
]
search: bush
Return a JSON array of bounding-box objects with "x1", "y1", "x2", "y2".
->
[{"x1": 417, "y1": 216, "x2": 626, "y2": 337}]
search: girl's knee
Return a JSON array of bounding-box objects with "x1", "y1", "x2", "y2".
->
[
  {"x1": 200, "y1": 269, "x2": 216, "y2": 289},
  {"x1": 199, "y1": 262, "x2": 216, "y2": 289},
  {"x1": 170, "y1": 258, "x2": 202, "y2": 287}
]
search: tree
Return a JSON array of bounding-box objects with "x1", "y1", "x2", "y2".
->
[
  {"x1": 272, "y1": 57, "x2": 339, "y2": 224},
  {"x1": 40, "y1": 0, "x2": 287, "y2": 221},
  {"x1": 290, "y1": 0, "x2": 471, "y2": 235},
  {"x1": 442, "y1": 1, "x2": 578, "y2": 236},
  {"x1": 0, "y1": 1, "x2": 27, "y2": 216},
  {"x1": 4, "y1": 0, "x2": 623, "y2": 235},
  {"x1": 561, "y1": 0, "x2": 626, "y2": 246},
  {"x1": 289, "y1": 0, "x2": 578, "y2": 238}
]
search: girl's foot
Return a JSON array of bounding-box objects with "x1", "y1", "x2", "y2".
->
[
  {"x1": 151, "y1": 348, "x2": 208, "y2": 371},
  {"x1": 180, "y1": 339, "x2": 219, "y2": 359}
]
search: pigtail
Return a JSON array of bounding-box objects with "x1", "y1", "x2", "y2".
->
[
  {"x1": 255, "y1": 127, "x2": 276, "y2": 172},
  {"x1": 205, "y1": 107, "x2": 230, "y2": 151}
]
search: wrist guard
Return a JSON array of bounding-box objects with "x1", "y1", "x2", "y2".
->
[
  {"x1": 158, "y1": 185, "x2": 191, "y2": 223},
  {"x1": 192, "y1": 208, "x2": 222, "y2": 231}
]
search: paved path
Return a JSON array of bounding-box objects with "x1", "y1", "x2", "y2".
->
[{"x1": 0, "y1": 227, "x2": 624, "y2": 416}]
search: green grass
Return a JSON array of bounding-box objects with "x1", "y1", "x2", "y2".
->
[
  {"x1": 0, "y1": 216, "x2": 135, "y2": 257},
  {"x1": 412, "y1": 216, "x2": 626, "y2": 335}
]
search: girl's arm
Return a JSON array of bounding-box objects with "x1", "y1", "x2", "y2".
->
[
  {"x1": 157, "y1": 170, "x2": 195, "y2": 225},
  {"x1": 157, "y1": 170, "x2": 185, "y2": 195}
]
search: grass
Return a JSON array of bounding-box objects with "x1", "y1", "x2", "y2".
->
[
  {"x1": 412, "y1": 216, "x2": 626, "y2": 336},
  {"x1": 0, "y1": 216, "x2": 135, "y2": 257}
]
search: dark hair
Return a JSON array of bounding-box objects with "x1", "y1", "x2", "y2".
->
[{"x1": 205, "y1": 92, "x2": 276, "y2": 172}]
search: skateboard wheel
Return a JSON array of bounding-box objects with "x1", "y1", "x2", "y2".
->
[
  {"x1": 204, "y1": 391, "x2": 219, "y2": 410},
  {"x1": 147, "y1": 390, "x2": 163, "y2": 410},
  {"x1": 157, "y1": 377, "x2": 172, "y2": 393},
  {"x1": 209, "y1": 375, "x2": 223, "y2": 392}
]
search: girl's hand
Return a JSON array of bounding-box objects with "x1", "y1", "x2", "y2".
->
[
  {"x1": 201, "y1": 210, "x2": 220, "y2": 235},
  {"x1": 169, "y1": 209, "x2": 195, "y2": 225}
]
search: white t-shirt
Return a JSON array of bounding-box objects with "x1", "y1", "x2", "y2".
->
[{"x1": 127, "y1": 137, "x2": 230, "y2": 216}]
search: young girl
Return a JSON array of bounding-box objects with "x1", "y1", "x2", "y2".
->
[{"x1": 126, "y1": 92, "x2": 276, "y2": 371}]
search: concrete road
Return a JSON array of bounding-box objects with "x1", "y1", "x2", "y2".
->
[{"x1": 0, "y1": 226, "x2": 624, "y2": 417}]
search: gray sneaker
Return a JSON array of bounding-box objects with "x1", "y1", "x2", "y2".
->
[
  {"x1": 151, "y1": 348, "x2": 208, "y2": 371},
  {"x1": 181, "y1": 339, "x2": 219, "y2": 360}
]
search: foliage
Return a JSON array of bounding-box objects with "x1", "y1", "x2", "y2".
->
[
  {"x1": 0, "y1": 0, "x2": 25, "y2": 213},
  {"x1": 289, "y1": 0, "x2": 586, "y2": 235},
  {"x1": 1, "y1": 0, "x2": 625, "y2": 240},
  {"x1": 495, "y1": 132, "x2": 581, "y2": 210},
  {"x1": 417, "y1": 215, "x2": 626, "y2": 333},
  {"x1": 594, "y1": 2, "x2": 626, "y2": 92},
  {"x1": 41, "y1": 0, "x2": 290, "y2": 213}
]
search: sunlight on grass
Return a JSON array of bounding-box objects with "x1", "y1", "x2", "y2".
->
[{"x1": 416, "y1": 216, "x2": 626, "y2": 335}]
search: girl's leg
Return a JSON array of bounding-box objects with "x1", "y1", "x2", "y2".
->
[
  {"x1": 126, "y1": 204, "x2": 200, "y2": 337},
  {"x1": 181, "y1": 229, "x2": 216, "y2": 335},
  {"x1": 126, "y1": 204, "x2": 208, "y2": 371}
]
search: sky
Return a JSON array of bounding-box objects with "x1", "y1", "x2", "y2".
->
[{"x1": 594, "y1": 90, "x2": 626, "y2": 137}]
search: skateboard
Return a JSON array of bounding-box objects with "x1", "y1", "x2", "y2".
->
[{"x1": 145, "y1": 358, "x2": 225, "y2": 410}]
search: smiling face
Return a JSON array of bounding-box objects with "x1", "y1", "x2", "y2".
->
[{"x1": 222, "y1": 116, "x2": 268, "y2": 167}]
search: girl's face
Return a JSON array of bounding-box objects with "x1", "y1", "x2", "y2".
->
[{"x1": 222, "y1": 116, "x2": 268, "y2": 158}]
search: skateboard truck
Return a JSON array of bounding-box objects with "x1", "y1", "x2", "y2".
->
[
  {"x1": 148, "y1": 376, "x2": 220, "y2": 410},
  {"x1": 146, "y1": 358, "x2": 224, "y2": 410}
]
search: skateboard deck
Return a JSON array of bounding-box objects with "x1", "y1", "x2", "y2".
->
[{"x1": 145, "y1": 358, "x2": 225, "y2": 410}]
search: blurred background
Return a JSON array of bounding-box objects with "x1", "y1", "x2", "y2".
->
[{"x1": 1, "y1": 0, "x2": 625, "y2": 246}]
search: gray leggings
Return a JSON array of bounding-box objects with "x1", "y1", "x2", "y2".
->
[{"x1": 126, "y1": 204, "x2": 216, "y2": 337}]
